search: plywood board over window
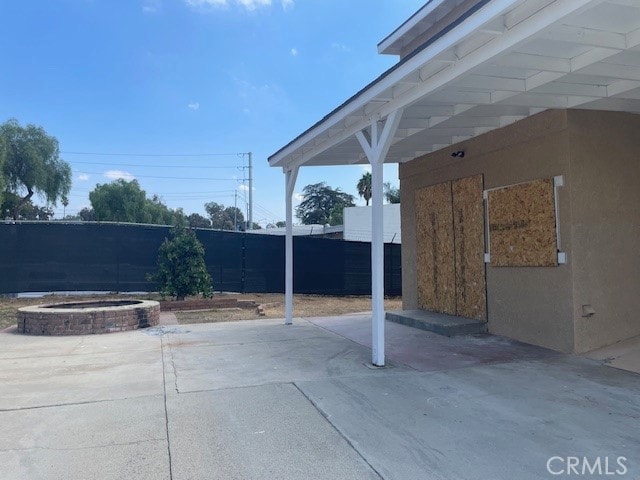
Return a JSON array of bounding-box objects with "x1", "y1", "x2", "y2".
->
[{"x1": 487, "y1": 178, "x2": 558, "y2": 267}]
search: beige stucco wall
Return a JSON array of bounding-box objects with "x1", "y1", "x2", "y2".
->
[
  {"x1": 567, "y1": 110, "x2": 640, "y2": 353},
  {"x1": 400, "y1": 110, "x2": 576, "y2": 352},
  {"x1": 400, "y1": 108, "x2": 640, "y2": 353}
]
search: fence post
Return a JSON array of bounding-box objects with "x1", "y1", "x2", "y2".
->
[{"x1": 241, "y1": 232, "x2": 246, "y2": 293}]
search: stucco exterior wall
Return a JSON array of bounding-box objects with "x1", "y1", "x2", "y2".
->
[
  {"x1": 400, "y1": 110, "x2": 576, "y2": 352},
  {"x1": 567, "y1": 110, "x2": 640, "y2": 353}
]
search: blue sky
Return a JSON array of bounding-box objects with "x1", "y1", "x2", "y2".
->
[{"x1": 1, "y1": 0, "x2": 424, "y2": 225}]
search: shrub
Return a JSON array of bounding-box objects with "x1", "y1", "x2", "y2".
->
[{"x1": 148, "y1": 226, "x2": 213, "y2": 300}]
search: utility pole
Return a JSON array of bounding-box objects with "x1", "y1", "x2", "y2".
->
[
  {"x1": 234, "y1": 191, "x2": 238, "y2": 231},
  {"x1": 248, "y1": 151, "x2": 253, "y2": 230}
]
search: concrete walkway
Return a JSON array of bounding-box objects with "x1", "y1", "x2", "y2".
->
[{"x1": 1, "y1": 316, "x2": 638, "y2": 479}]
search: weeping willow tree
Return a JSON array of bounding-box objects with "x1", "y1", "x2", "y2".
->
[{"x1": 0, "y1": 119, "x2": 71, "y2": 220}]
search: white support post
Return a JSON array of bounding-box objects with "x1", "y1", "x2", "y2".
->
[
  {"x1": 355, "y1": 109, "x2": 403, "y2": 367},
  {"x1": 284, "y1": 166, "x2": 299, "y2": 325}
]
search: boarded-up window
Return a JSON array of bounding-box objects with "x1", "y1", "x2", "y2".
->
[{"x1": 487, "y1": 178, "x2": 558, "y2": 267}]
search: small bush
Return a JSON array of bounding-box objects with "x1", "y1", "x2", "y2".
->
[{"x1": 148, "y1": 225, "x2": 213, "y2": 300}]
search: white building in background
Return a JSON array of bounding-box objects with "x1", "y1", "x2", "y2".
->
[
  {"x1": 344, "y1": 204, "x2": 401, "y2": 244},
  {"x1": 246, "y1": 205, "x2": 401, "y2": 243},
  {"x1": 246, "y1": 224, "x2": 343, "y2": 239}
]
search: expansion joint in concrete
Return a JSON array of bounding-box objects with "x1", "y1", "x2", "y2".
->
[
  {"x1": 160, "y1": 336, "x2": 174, "y2": 480},
  {"x1": 291, "y1": 382, "x2": 386, "y2": 480},
  {"x1": 0, "y1": 395, "x2": 160, "y2": 413},
  {"x1": 0, "y1": 438, "x2": 166, "y2": 453}
]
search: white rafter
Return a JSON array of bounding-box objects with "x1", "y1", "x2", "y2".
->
[{"x1": 269, "y1": 0, "x2": 640, "y2": 169}]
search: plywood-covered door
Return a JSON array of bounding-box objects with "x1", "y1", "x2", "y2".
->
[
  {"x1": 415, "y1": 175, "x2": 486, "y2": 321},
  {"x1": 415, "y1": 182, "x2": 456, "y2": 315},
  {"x1": 452, "y1": 175, "x2": 487, "y2": 321}
]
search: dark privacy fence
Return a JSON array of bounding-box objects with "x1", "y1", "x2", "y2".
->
[{"x1": 0, "y1": 222, "x2": 401, "y2": 296}]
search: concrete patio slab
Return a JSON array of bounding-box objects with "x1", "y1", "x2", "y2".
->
[
  {"x1": 297, "y1": 355, "x2": 640, "y2": 480},
  {"x1": 386, "y1": 309, "x2": 487, "y2": 336},
  {"x1": 163, "y1": 318, "x2": 410, "y2": 393},
  {"x1": 0, "y1": 395, "x2": 169, "y2": 480},
  {"x1": 309, "y1": 314, "x2": 557, "y2": 372},
  {"x1": 585, "y1": 334, "x2": 640, "y2": 375},
  {"x1": 0, "y1": 325, "x2": 161, "y2": 360},
  {"x1": 166, "y1": 383, "x2": 379, "y2": 480},
  {"x1": 0, "y1": 330, "x2": 163, "y2": 409},
  {"x1": 1, "y1": 314, "x2": 639, "y2": 479}
]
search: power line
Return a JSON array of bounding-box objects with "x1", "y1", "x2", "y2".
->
[
  {"x1": 72, "y1": 171, "x2": 235, "y2": 181},
  {"x1": 69, "y1": 161, "x2": 240, "y2": 169},
  {"x1": 69, "y1": 188, "x2": 237, "y2": 195},
  {"x1": 62, "y1": 151, "x2": 248, "y2": 157}
]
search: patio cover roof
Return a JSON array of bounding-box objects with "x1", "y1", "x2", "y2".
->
[{"x1": 269, "y1": 0, "x2": 640, "y2": 169}]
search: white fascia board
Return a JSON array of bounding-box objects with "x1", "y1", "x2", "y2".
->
[{"x1": 377, "y1": 0, "x2": 449, "y2": 55}]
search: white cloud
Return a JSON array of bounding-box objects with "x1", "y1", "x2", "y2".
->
[
  {"x1": 359, "y1": 164, "x2": 371, "y2": 173},
  {"x1": 290, "y1": 48, "x2": 298, "y2": 57},
  {"x1": 188, "y1": 101, "x2": 200, "y2": 110},
  {"x1": 185, "y1": 0, "x2": 292, "y2": 11},
  {"x1": 294, "y1": 193, "x2": 304, "y2": 203},
  {"x1": 332, "y1": 42, "x2": 352, "y2": 53},
  {"x1": 185, "y1": 0, "x2": 227, "y2": 8},
  {"x1": 236, "y1": 78, "x2": 290, "y2": 117},
  {"x1": 77, "y1": 173, "x2": 90, "y2": 181},
  {"x1": 238, "y1": 0, "x2": 271, "y2": 9},
  {"x1": 142, "y1": 0, "x2": 162, "y2": 13},
  {"x1": 104, "y1": 170, "x2": 135, "y2": 181},
  {"x1": 238, "y1": 184, "x2": 255, "y2": 191}
]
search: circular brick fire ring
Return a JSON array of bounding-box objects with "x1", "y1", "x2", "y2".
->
[{"x1": 17, "y1": 300, "x2": 160, "y2": 335}]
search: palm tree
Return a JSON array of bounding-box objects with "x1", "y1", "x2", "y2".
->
[{"x1": 357, "y1": 172, "x2": 372, "y2": 206}]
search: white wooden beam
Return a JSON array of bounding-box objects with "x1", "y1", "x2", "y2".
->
[
  {"x1": 356, "y1": 108, "x2": 403, "y2": 367},
  {"x1": 284, "y1": 166, "x2": 299, "y2": 325}
]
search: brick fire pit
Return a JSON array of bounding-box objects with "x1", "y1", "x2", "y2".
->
[{"x1": 17, "y1": 300, "x2": 160, "y2": 335}]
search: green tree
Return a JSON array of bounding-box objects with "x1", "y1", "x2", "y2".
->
[
  {"x1": 296, "y1": 182, "x2": 355, "y2": 226},
  {"x1": 1, "y1": 192, "x2": 53, "y2": 220},
  {"x1": 90, "y1": 179, "x2": 147, "y2": 223},
  {"x1": 79, "y1": 207, "x2": 95, "y2": 222},
  {"x1": 89, "y1": 179, "x2": 183, "y2": 225},
  {"x1": 205, "y1": 202, "x2": 244, "y2": 230},
  {"x1": 384, "y1": 182, "x2": 401, "y2": 204},
  {"x1": 148, "y1": 225, "x2": 213, "y2": 301},
  {"x1": 0, "y1": 134, "x2": 6, "y2": 208},
  {"x1": 357, "y1": 172, "x2": 372, "y2": 206},
  {"x1": 0, "y1": 119, "x2": 71, "y2": 220},
  {"x1": 145, "y1": 195, "x2": 185, "y2": 225},
  {"x1": 187, "y1": 212, "x2": 211, "y2": 229}
]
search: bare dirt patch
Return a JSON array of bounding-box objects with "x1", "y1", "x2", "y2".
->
[
  {"x1": 172, "y1": 294, "x2": 402, "y2": 325},
  {"x1": 0, "y1": 293, "x2": 402, "y2": 330}
]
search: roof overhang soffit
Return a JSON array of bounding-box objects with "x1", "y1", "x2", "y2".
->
[{"x1": 270, "y1": 0, "x2": 640, "y2": 170}]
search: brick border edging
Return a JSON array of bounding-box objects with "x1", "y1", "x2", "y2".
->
[{"x1": 17, "y1": 300, "x2": 160, "y2": 336}]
